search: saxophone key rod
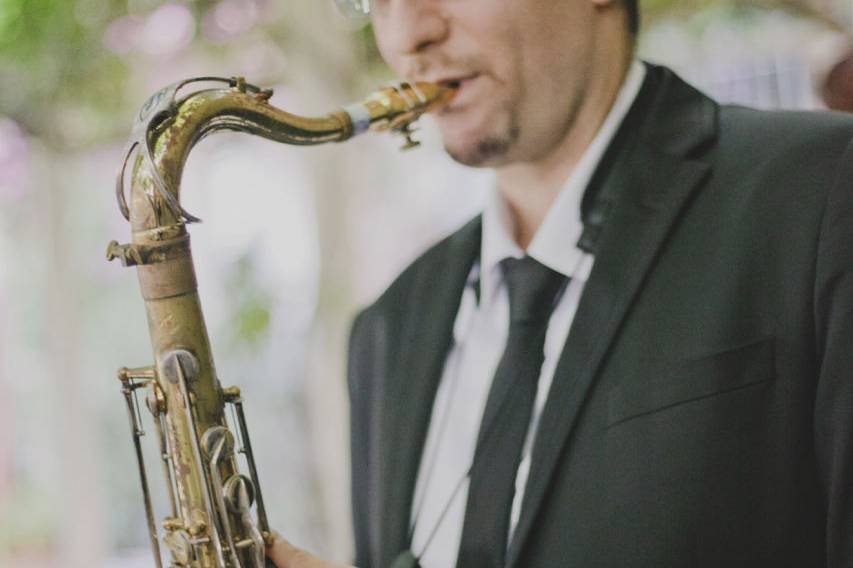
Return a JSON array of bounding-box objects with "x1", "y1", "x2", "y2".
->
[
  {"x1": 223, "y1": 387, "x2": 270, "y2": 537},
  {"x1": 118, "y1": 367, "x2": 164, "y2": 568}
]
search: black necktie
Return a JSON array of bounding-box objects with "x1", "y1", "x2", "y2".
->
[{"x1": 456, "y1": 256, "x2": 567, "y2": 568}]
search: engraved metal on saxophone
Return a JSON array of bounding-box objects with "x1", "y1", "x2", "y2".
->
[{"x1": 107, "y1": 76, "x2": 454, "y2": 568}]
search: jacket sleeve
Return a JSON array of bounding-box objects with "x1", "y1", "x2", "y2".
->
[{"x1": 813, "y1": 136, "x2": 853, "y2": 567}]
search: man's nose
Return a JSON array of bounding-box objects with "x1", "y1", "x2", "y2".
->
[{"x1": 383, "y1": 0, "x2": 448, "y2": 55}]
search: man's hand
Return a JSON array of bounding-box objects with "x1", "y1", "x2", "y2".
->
[{"x1": 266, "y1": 532, "x2": 355, "y2": 568}]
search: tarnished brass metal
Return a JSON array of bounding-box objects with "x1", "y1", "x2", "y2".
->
[
  {"x1": 110, "y1": 75, "x2": 454, "y2": 567},
  {"x1": 222, "y1": 386, "x2": 241, "y2": 402}
]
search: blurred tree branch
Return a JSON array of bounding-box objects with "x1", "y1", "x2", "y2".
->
[
  {"x1": 644, "y1": 0, "x2": 850, "y2": 33},
  {"x1": 751, "y1": 0, "x2": 849, "y2": 32}
]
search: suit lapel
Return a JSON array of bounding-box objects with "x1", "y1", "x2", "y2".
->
[
  {"x1": 506, "y1": 65, "x2": 718, "y2": 566},
  {"x1": 377, "y1": 216, "x2": 481, "y2": 565}
]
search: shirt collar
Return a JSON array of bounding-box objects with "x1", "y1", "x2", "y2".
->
[{"x1": 479, "y1": 60, "x2": 646, "y2": 305}]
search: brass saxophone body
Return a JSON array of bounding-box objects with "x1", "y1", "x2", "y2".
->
[{"x1": 108, "y1": 76, "x2": 453, "y2": 568}]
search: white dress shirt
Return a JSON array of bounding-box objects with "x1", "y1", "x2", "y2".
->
[{"x1": 409, "y1": 61, "x2": 647, "y2": 567}]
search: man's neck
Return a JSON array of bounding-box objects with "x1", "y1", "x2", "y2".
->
[{"x1": 495, "y1": 50, "x2": 633, "y2": 250}]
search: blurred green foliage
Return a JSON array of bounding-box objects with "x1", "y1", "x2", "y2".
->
[
  {"x1": 0, "y1": 0, "x2": 392, "y2": 148},
  {"x1": 0, "y1": 0, "x2": 127, "y2": 141},
  {"x1": 0, "y1": 0, "x2": 271, "y2": 145},
  {"x1": 225, "y1": 251, "x2": 273, "y2": 350}
]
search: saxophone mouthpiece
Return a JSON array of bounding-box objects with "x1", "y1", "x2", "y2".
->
[{"x1": 343, "y1": 81, "x2": 456, "y2": 145}]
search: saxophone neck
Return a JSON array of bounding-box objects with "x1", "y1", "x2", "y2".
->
[{"x1": 117, "y1": 77, "x2": 455, "y2": 232}]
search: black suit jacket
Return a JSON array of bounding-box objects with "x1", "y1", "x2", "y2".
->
[{"x1": 347, "y1": 64, "x2": 853, "y2": 567}]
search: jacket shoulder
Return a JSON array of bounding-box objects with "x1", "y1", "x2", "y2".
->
[
  {"x1": 718, "y1": 104, "x2": 853, "y2": 159},
  {"x1": 357, "y1": 214, "x2": 481, "y2": 322},
  {"x1": 710, "y1": 104, "x2": 853, "y2": 213}
]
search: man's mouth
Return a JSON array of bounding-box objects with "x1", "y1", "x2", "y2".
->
[
  {"x1": 436, "y1": 74, "x2": 480, "y2": 109},
  {"x1": 438, "y1": 74, "x2": 477, "y2": 89}
]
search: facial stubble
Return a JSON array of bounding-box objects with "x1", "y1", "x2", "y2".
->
[{"x1": 445, "y1": 114, "x2": 521, "y2": 167}]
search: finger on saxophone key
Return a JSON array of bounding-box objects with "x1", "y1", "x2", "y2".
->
[{"x1": 265, "y1": 531, "x2": 355, "y2": 568}]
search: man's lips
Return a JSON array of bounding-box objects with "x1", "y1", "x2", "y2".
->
[
  {"x1": 433, "y1": 74, "x2": 480, "y2": 110},
  {"x1": 436, "y1": 74, "x2": 479, "y2": 90}
]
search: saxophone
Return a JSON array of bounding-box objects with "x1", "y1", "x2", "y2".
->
[{"x1": 107, "y1": 76, "x2": 453, "y2": 568}]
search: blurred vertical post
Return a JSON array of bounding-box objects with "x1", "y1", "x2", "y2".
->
[
  {"x1": 0, "y1": 294, "x2": 8, "y2": 503},
  {"x1": 44, "y1": 146, "x2": 106, "y2": 567},
  {"x1": 287, "y1": 0, "x2": 366, "y2": 561}
]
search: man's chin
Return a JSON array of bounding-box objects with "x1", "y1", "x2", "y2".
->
[{"x1": 443, "y1": 133, "x2": 516, "y2": 167}]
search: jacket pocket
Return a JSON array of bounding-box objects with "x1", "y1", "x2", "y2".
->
[{"x1": 606, "y1": 336, "x2": 775, "y2": 428}]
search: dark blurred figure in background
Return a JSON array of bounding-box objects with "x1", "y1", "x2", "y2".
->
[{"x1": 825, "y1": 49, "x2": 853, "y2": 111}]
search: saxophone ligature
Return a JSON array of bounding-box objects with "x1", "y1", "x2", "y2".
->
[{"x1": 107, "y1": 76, "x2": 454, "y2": 568}]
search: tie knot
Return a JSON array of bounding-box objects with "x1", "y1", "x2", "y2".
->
[{"x1": 500, "y1": 256, "x2": 568, "y2": 325}]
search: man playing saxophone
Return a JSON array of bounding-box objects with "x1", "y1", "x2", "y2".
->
[{"x1": 269, "y1": 0, "x2": 853, "y2": 566}]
